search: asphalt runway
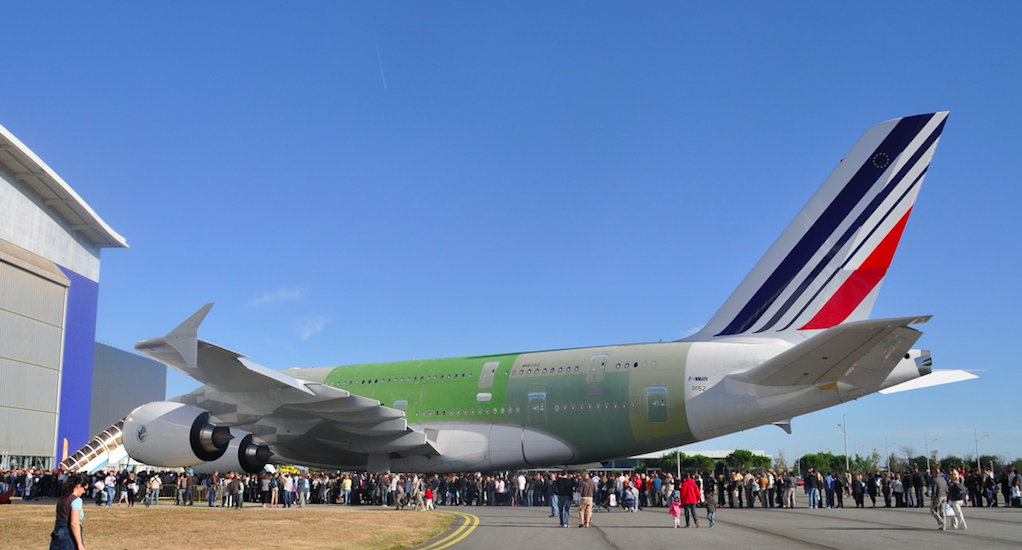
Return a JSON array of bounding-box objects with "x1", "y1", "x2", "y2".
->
[{"x1": 413, "y1": 503, "x2": 1022, "y2": 550}]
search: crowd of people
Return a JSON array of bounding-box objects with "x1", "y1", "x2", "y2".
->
[{"x1": 6, "y1": 464, "x2": 1022, "y2": 517}]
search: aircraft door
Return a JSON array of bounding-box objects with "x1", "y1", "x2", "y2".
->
[
  {"x1": 646, "y1": 387, "x2": 668, "y2": 423},
  {"x1": 478, "y1": 361, "x2": 499, "y2": 389},
  {"x1": 528, "y1": 384, "x2": 547, "y2": 427},
  {"x1": 587, "y1": 353, "x2": 608, "y2": 384}
]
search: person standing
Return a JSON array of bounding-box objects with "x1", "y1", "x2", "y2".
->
[
  {"x1": 832, "y1": 472, "x2": 844, "y2": 508},
  {"x1": 669, "y1": 496, "x2": 682, "y2": 528},
  {"x1": 805, "y1": 469, "x2": 820, "y2": 509},
  {"x1": 913, "y1": 467, "x2": 925, "y2": 508},
  {"x1": 556, "y1": 472, "x2": 574, "y2": 527},
  {"x1": 851, "y1": 474, "x2": 865, "y2": 508},
  {"x1": 680, "y1": 473, "x2": 700, "y2": 527},
  {"x1": 930, "y1": 467, "x2": 949, "y2": 531},
  {"x1": 547, "y1": 473, "x2": 559, "y2": 518},
  {"x1": 577, "y1": 473, "x2": 596, "y2": 528},
  {"x1": 50, "y1": 474, "x2": 88, "y2": 550},
  {"x1": 706, "y1": 490, "x2": 718, "y2": 527},
  {"x1": 784, "y1": 471, "x2": 797, "y2": 509}
]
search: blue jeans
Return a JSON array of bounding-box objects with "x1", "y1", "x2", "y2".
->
[
  {"x1": 808, "y1": 488, "x2": 820, "y2": 508},
  {"x1": 549, "y1": 494, "x2": 558, "y2": 517},
  {"x1": 106, "y1": 487, "x2": 115, "y2": 506},
  {"x1": 283, "y1": 490, "x2": 292, "y2": 508},
  {"x1": 826, "y1": 488, "x2": 835, "y2": 507},
  {"x1": 558, "y1": 497, "x2": 572, "y2": 526}
]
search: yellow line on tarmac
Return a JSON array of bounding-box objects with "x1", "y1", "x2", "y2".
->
[{"x1": 418, "y1": 511, "x2": 479, "y2": 550}]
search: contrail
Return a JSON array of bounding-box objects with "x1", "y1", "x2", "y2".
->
[{"x1": 373, "y1": 27, "x2": 387, "y2": 90}]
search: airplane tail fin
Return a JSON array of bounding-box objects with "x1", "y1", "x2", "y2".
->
[{"x1": 693, "y1": 112, "x2": 948, "y2": 340}]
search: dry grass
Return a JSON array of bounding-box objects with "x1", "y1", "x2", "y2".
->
[{"x1": 0, "y1": 502, "x2": 451, "y2": 550}]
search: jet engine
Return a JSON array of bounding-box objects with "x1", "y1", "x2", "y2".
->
[
  {"x1": 123, "y1": 402, "x2": 233, "y2": 467},
  {"x1": 191, "y1": 433, "x2": 274, "y2": 475}
]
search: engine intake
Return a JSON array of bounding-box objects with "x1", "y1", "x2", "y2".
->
[{"x1": 123, "y1": 402, "x2": 233, "y2": 467}]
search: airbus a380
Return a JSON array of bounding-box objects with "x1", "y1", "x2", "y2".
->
[{"x1": 66, "y1": 112, "x2": 976, "y2": 475}]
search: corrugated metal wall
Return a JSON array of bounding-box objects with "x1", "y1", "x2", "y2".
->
[
  {"x1": 90, "y1": 343, "x2": 167, "y2": 437},
  {"x1": 0, "y1": 259, "x2": 66, "y2": 457}
]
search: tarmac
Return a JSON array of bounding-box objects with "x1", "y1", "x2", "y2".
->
[
  {"x1": 409, "y1": 502, "x2": 1022, "y2": 550},
  {"x1": 9, "y1": 496, "x2": 1020, "y2": 549}
]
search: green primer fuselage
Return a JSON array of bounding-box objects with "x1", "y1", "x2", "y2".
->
[{"x1": 299, "y1": 342, "x2": 698, "y2": 464}]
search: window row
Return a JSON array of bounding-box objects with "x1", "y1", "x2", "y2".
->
[
  {"x1": 414, "y1": 406, "x2": 518, "y2": 417},
  {"x1": 552, "y1": 402, "x2": 637, "y2": 412},
  {"x1": 411, "y1": 402, "x2": 640, "y2": 418},
  {"x1": 326, "y1": 372, "x2": 473, "y2": 387},
  {"x1": 509, "y1": 361, "x2": 657, "y2": 377}
]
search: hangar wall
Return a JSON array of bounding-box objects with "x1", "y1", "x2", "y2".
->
[{"x1": 0, "y1": 123, "x2": 128, "y2": 469}]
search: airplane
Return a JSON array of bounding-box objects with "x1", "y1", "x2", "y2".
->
[{"x1": 64, "y1": 111, "x2": 976, "y2": 475}]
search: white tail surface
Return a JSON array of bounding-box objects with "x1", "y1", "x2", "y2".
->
[{"x1": 694, "y1": 112, "x2": 948, "y2": 340}]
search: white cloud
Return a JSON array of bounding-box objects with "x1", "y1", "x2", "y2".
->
[
  {"x1": 299, "y1": 315, "x2": 327, "y2": 341},
  {"x1": 680, "y1": 324, "x2": 705, "y2": 338},
  {"x1": 251, "y1": 287, "x2": 307, "y2": 305}
]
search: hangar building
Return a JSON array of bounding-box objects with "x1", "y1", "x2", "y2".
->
[{"x1": 0, "y1": 122, "x2": 164, "y2": 469}]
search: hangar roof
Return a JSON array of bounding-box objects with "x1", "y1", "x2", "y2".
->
[{"x1": 0, "y1": 123, "x2": 127, "y2": 249}]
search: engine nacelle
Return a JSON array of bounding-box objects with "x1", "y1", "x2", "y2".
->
[
  {"x1": 123, "y1": 402, "x2": 233, "y2": 468},
  {"x1": 191, "y1": 433, "x2": 274, "y2": 475}
]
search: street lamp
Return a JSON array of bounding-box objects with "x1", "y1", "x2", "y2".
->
[
  {"x1": 974, "y1": 429, "x2": 991, "y2": 472},
  {"x1": 838, "y1": 414, "x2": 849, "y2": 471},
  {"x1": 924, "y1": 433, "x2": 939, "y2": 471},
  {"x1": 885, "y1": 438, "x2": 898, "y2": 472}
]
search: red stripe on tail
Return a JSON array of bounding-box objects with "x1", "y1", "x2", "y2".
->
[{"x1": 799, "y1": 208, "x2": 913, "y2": 330}]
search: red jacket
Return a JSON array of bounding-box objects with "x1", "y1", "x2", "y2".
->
[{"x1": 680, "y1": 479, "x2": 700, "y2": 505}]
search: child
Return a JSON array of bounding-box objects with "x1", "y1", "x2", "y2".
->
[
  {"x1": 425, "y1": 487, "x2": 434, "y2": 511},
  {"x1": 669, "y1": 496, "x2": 682, "y2": 528},
  {"x1": 706, "y1": 490, "x2": 718, "y2": 527}
]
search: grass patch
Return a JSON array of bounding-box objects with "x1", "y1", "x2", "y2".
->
[{"x1": 0, "y1": 502, "x2": 451, "y2": 550}]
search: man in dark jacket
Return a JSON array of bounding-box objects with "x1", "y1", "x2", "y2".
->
[{"x1": 556, "y1": 473, "x2": 575, "y2": 528}]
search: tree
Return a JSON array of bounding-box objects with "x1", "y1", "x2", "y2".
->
[
  {"x1": 726, "y1": 450, "x2": 755, "y2": 471},
  {"x1": 751, "y1": 455, "x2": 772, "y2": 470},
  {"x1": 939, "y1": 455, "x2": 967, "y2": 471},
  {"x1": 978, "y1": 454, "x2": 1004, "y2": 472},
  {"x1": 774, "y1": 449, "x2": 789, "y2": 472},
  {"x1": 886, "y1": 453, "x2": 902, "y2": 473},
  {"x1": 900, "y1": 445, "x2": 917, "y2": 465}
]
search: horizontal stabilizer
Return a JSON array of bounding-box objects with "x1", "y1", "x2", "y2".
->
[
  {"x1": 878, "y1": 369, "x2": 978, "y2": 394},
  {"x1": 728, "y1": 315, "x2": 929, "y2": 386}
]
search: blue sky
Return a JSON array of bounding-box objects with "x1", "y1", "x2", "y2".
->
[{"x1": 2, "y1": 2, "x2": 1019, "y2": 463}]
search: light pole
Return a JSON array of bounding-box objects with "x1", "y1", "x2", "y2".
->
[
  {"x1": 974, "y1": 429, "x2": 991, "y2": 472},
  {"x1": 924, "y1": 433, "x2": 939, "y2": 471},
  {"x1": 796, "y1": 445, "x2": 801, "y2": 478},
  {"x1": 885, "y1": 438, "x2": 898, "y2": 472},
  {"x1": 838, "y1": 414, "x2": 849, "y2": 471}
]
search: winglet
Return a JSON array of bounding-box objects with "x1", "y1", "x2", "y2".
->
[
  {"x1": 168, "y1": 303, "x2": 214, "y2": 338},
  {"x1": 161, "y1": 303, "x2": 213, "y2": 371}
]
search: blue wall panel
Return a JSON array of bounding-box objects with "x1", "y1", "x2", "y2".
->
[{"x1": 56, "y1": 266, "x2": 99, "y2": 458}]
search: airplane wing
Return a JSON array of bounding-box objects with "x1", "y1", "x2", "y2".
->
[
  {"x1": 135, "y1": 304, "x2": 436, "y2": 467},
  {"x1": 726, "y1": 315, "x2": 929, "y2": 387}
]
